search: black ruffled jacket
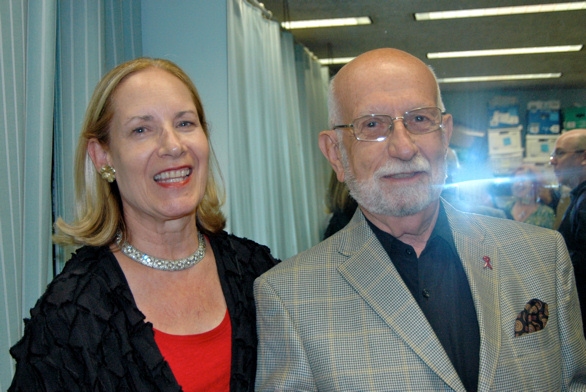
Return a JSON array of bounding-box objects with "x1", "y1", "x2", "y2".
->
[{"x1": 9, "y1": 231, "x2": 278, "y2": 391}]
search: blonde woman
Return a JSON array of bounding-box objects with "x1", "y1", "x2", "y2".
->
[{"x1": 10, "y1": 58, "x2": 277, "y2": 391}]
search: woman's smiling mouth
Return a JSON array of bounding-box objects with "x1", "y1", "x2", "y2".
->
[{"x1": 154, "y1": 168, "x2": 192, "y2": 183}]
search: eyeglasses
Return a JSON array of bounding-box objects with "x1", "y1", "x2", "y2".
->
[
  {"x1": 549, "y1": 149, "x2": 585, "y2": 160},
  {"x1": 332, "y1": 107, "x2": 444, "y2": 142}
]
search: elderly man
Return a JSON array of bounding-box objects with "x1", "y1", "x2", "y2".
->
[
  {"x1": 551, "y1": 128, "x2": 586, "y2": 333},
  {"x1": 254, "y1": 48, "x2": 586, "y2": 391}
]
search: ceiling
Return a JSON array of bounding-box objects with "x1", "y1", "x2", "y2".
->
[{"x1": 257, "y1": 0, "x2": 586, "y2": 92}]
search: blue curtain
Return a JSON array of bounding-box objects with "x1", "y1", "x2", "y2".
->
[
  {"x1": 0, "y1": 1, "x2": 56, "y2": 388},
  {"x1": 0, "y1": 0, "x2": 141, "y2": 386},
  {"x1": 52, "y1": 0, "x2": 142, "y2": 271},
  {"x1": 227, "y1": 0, "x2": 331, "y2": 259}
]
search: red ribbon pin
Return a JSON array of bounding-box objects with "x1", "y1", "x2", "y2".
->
[{"x1": 483, "y1": 256, "x2": 493, "y2": 270}]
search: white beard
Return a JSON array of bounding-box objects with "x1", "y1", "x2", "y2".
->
[{"x1": 339, "y1": 145, "x2": 447, "y2": 217}]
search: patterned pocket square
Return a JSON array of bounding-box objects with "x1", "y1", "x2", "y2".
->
[{"x1": 514, "y1": 299, "x2": 548, "y2": 337}]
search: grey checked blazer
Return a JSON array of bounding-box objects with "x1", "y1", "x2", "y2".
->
[{"x1": 254, "y1": 201, "x2": 586, "y2": 391}]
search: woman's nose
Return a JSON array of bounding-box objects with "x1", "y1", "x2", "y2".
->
[{"x1": 159, "y1": 127, "x2": 184, "y2": 157}]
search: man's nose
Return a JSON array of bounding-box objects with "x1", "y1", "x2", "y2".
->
[{"x1": 384, "y1": 120, "x2": 418, "y2": 161}]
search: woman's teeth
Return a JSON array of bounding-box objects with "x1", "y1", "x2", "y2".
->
[{"x1": 154, "y1": 168, "x2": 191, "y2": 182}]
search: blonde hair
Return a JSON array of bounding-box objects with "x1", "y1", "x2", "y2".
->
[
  {"x1": 325, "y1": 170, "x2": 355, "y2": 214},
  {"x1": 54, "y1": 58, "x2": 226, "y2": 246}
]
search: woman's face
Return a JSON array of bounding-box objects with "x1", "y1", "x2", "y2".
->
[
  {"x1": 97, "y1": 67, "x2": 209, "y2": 228},
  {"x1": 511, "y1": 169, "x2": 534, "y2": 199}
]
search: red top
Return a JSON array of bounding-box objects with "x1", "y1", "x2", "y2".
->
[{"x1": 153, "y1": 310, "x2": 232, "y2": 391}]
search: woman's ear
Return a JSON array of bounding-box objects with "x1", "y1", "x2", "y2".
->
[
  {"x1": 87, "y1": 139, "x2": 110, "y2": 171},
  {"x1": 318, "y1": 130, "x2": 345, "y2": 182}
]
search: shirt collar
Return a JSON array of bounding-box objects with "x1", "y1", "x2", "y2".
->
[
  {"x1": 432, "y1": 201, "x2": 459, "y2": 256},
  {"x1": 366, "y1": 201, "x2": 457, "y2": 254}
]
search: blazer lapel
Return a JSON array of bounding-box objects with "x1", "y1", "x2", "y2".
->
[
  {"x1": 337, "y1": 211, "x2": 466, "y2": 392},
  {"x1": 445, "y1": 203, "x2": 501, "y2": 392}
]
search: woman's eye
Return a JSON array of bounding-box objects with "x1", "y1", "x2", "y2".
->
[
  {"x1": 132, "y1": 127, "x2": 147, "y2": 134},
  {"x1": 178, "y1": 121, "x2": 194, "y2": 127}
]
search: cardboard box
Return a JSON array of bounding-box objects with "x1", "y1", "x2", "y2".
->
[
  {"x1": 488, "y1": 105, "x2": 520, "y2": 128},
  {"x1": 527, "y1": 109, "x2": 561, "y2": 134},
  {"x1": 489, "y1": 149, "x2": 524, "y2": 175},
  {"x1": 525, "y1": 134, "x2": 558, "y2": 162},
  {"x1": 527, "y1": 100, "x2": 561, "y2": 110},
  {"x1": 488, "y1": 126, "x2": 522, "y2": 154},
  {"x1": 563, "y1": 107, "x2": 586, "y2": 130}
]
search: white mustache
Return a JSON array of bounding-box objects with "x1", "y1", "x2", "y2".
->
[{"x1": 373, "y1": 155, "x2": 431, "y2": 178}]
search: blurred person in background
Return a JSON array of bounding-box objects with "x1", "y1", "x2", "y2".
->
[
  {"x1": 323, "y1": 170, "x2": 358, "y2": 239},
  {"x1": 442, "y1": 148, "x2": 506, "y2": 219},
  {"x1": 551, "y1": 128, "x2": 586, "y2": 334},
  {"x1": 500, "y1": 164, "x2": 554, "y2": 228}
]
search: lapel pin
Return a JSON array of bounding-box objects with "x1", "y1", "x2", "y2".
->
[{"x1": 483, "y1": 256, "x2": 493, "y2": 270}]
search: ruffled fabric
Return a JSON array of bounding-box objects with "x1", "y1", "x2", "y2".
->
[
  {"x1": 9, "y1": 245, "x2": 179, "y2": 391},
  {"x1": 210, "y1": 232, "x2": 278, "y2": 391},
  {"x1": 9, "y1": 231, "x2": 278, "y2": 392}
]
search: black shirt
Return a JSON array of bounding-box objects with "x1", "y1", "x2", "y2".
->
[{"x1": 368, "y1": 204, "x2": 480, "y2": 392}]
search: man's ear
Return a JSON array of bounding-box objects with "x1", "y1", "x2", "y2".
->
[
  {"x1": 87, "y1": 138, "x2": 111, "y2": 171},
  {"x1": 318, "y1": 130, "x2": 345, "y2": 182},
  {"x1": 441, "y1": 113, "x2": 454, "y2": 148},
  {"x1": 580, "y1": 151, "x2": 586, "y2": 166}
]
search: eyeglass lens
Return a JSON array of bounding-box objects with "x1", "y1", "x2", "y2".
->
[
  {"x1": 354, "y1": 108, "x2": 441, "y2": 141},
  {"x1": 550, "y1": 150, "x2": 585, "y2": 159}
]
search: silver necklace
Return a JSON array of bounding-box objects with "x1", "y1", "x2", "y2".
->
[{"x1": 116, "y1": 231, "x2": 206, "y2": 271}]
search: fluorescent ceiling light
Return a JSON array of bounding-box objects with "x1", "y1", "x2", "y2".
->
[
  {"x1": 438, "y1": 73, "x2": 562, "y2": 83},
  {"x1": 319, "y1": 57, "x2": 356, "y2": 65},
  {"x1": 282, "y1": 16, "x2": 371, "y2": 30},
  {"x1": 415, "y1": 2, "x2": 586, "y2": 20},
  {"x1": 428, "y1": 45, "x2": 583, "y2": 59}
]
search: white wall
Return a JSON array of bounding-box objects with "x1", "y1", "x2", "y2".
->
[{"x1": 141, "y1": 0, "x2": 232, "y2": 227}]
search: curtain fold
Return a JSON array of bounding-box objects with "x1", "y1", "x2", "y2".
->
[
  {"x1": 0, "y1": 0, "x2": 57, "y2": 388},
  {"x1": 53, "y1": 0, "x2": 142, "y2": 271},
  {"x1": 292, "y1": 44, "x2": 332, "y2": 247},
  {"x1": 227, "y1": 0, "x2": 331, "y2": 259},
  {"x1": 52, "y1": 0, "x2": 107, "y2": 271},
  {"x1": 22, "y1": 0, "x2": 57, "y2": 324}
]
